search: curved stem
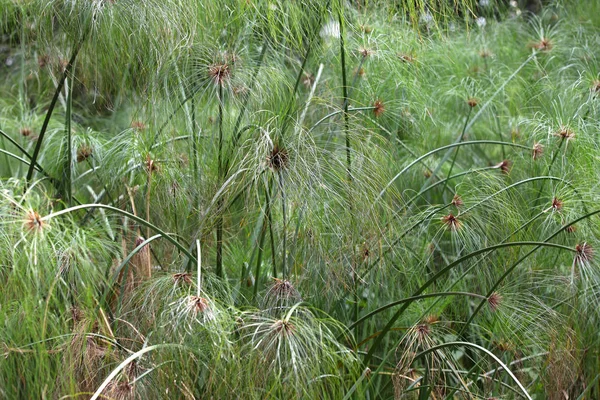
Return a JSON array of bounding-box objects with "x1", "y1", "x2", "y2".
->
[
  {"x1": 374, "y1": 140, "x2": 530, "y2": 206},
  {"x1": 41, "y1": 204, "x2": 195, "y2": 263},
  {"x1": 459, "y1": 207, "x2": 600, "y2": 335},
  {"x1": 363, "y1": 241, "x2": 575, "y2": 366},
  {"x1": 26, "y1": 38, "x2": 84, "y2": 185},
  {"x1": 307, "y1": 107, "x2": 375, "y2": 134},
  {"x1": 346, "y1": 291, "x2": 485, "y2": 333},
  {"x1": 440, "y1": 107, "x2": 472, "y2": 197},
  {"x1": 421, "y1": 51, "x2": 537, "y2": 192},
  {"x1": 414, "y1": 342, "x2": 532, "y2": 400}
]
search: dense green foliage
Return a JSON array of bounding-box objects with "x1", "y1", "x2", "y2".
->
[{"x1": 1, "y1": 0, "x2": 600, "y2": 398}]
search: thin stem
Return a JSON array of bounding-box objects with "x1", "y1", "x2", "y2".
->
[
  {"x1": 145, "y1": 168, "x2": 153, "y2": 278},
  {"x1": 216, "y1": 83, "x2": 224, "y2": 278},
  {"x1": 346, "y1": 291, "x2": 486, "y2": 333},
  {"x1": 441, "y1": 107, "x2": 472, "y2": 197},
  {"x1": 374, "y1": 140, "x2": 531, "y2": 206},
  {"x1": 459, "y1": 207, "x2": 600, "y2": 335},
  {"x1": 226, "y1": 42, "x2": 269, "y2": 173},
  {"x1": 41, "y1": 204, "x2": 196, "y2": 263},
  {"x1": 534, "y1": 136, "x2": 565, "y2": 206},
  {"x1": 265, "y1": 177, "x2": 278, "y2": 279},
  {"x1": 338, "y1": 0, "x2": 358, "y2": 338},
  {"x1": 64, "y1": 75, "x2": 73, "y2": 205},
  {"x1": 414, "y1": 342, "x2": 532, "y2": 400},
  {"x1": 253, "y1": 210, "x2": 268, "y2": 299},
  {"x1": 363, "y1": 241, "x2": 576, "y2": 366},
  {"x1": 420, "y1": 51, "x2": 537, "y2": 193},
  {"x1": 26, "y1": 39, "x2": 84, "y2": 186},
  {"x1": 196, "y1": 240, "x2": 202, "y2": 297},
  {"x1": 278, "y1": 170, "x2": 287, "y2": 278}
]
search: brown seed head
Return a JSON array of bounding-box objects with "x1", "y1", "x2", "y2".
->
[
  {"x1": 106, "y1": 380, "x2": 134, "y2": 400},
  {"x1": 208, "y1": 63, "x2": 230, "y2": 86},
  {"x1": 452, "y1": 194, "x2": 463, "y2": 208},
  {"x1": 20, "y1": 127, "x2": 33, "y2": 137},
  {"x1": 532, "y1": 142, "x2": 544, "y2": 160},
  {"x1": 145, "y1": 154, "x2": 158, "y2": 174},
  {"x1": 272, "y1": 319, "x2": 295, "y2": 336},
  {"x1": 552, "y1": 197, "x2": 563, "y2": 211},
  {"x1": 441, "y1": 213, "x2": 461, "y2": 231},
  {"x1": 592, "y1": 80, "x2": 600, "y2": 94},
  {"x1": 575, "y1": 243, "x2": 593, "y2": 265},
  {"x1": 268, "y1": 278, "x2": 300, "y2": 301},
  {"x1": 71, "y1": 307, "x2": 84, "y2": 323},
  {"x1": 555, "y1": 126, "x2": 575, "y2": 141},
  {"x1": 77, "y1": 145, "x2": 93, "y2": 163},
  {"x1": 358, "y1": 47, "x2": 374, "y2": 58},
  {"x1": 493, "y1": 339, "x2": 514, "y2": 352},
  {"x1": 487, "y1": 292, "x2": 503, "y2": 312},
  {"x1": 479, "y1": 49, "x2": 492, "y2": 58},
  {"x1": 373, "y1": 100, "x2": 385, "y2": 117},
  {"x1": 58, "y1": 58, "x2": 69, "y2": 73},
  {"x1": 529, "y1": 37, "x2": 553, "y2": 51},
  {"x1": 415, "y1": 323, "x2": 431, "y2": 341},
  {"x1": 566, "y1": 225, "x2": 577, "y2": 234},
  {"x1": 25, "y1": 210, "x2": 46, "y2": 233},
  {"x1": 267, "y1": 144, "x2": 289, "y2": 171},
  {"x1": 398, "y1": 53, "x2": 416, "y2": 63},
  {"x1": 550, "y1": 197, "x2": 563, "y2": 212},
  {"x1": 131, "y1": 121, "x2": 146, "y2": 131},
  {"x1": 361, "y1": 243, "x2": 370, "y2": 260},
  {"x1": 37, "y1": 54, "x2": 49, "y2": 68},
  {"x1": 173, "y1": 272, "x2": 193, "y2": 285},
  {"x1": 189, "y1": 295, "x2": 210, "y2": 314},
  {"x1": 360, "y1": 25, "x2": 373, "y2": 34},
  {"x1": 495, "y1": 159, "x2": 512, "y2": 174},
  {"x1": 302, "y1": 72, "x2": 315, "y2": 88},
  {"x1": 354, "y1": 67, "x2": 365, "y2": 77},
  {"x1": 467, "y1": 98, "x2": 479, "y2": 108}
]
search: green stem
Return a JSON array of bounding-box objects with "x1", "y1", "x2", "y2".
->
[
  {"x1": 216, "y1": 83, "x2": 224, "y2": 278},
  {"x1": 459, "y1": 207, "x2": 600, "y2": 336},
  {"x1": 64, "y1": 74, "x2": 73, "y2": 205},
  {"x1": 346, "y1": 291, "x2": 485, "y2": 333},
  {"x1": 253, "y1": 210, "x2": 268, "y2": 299},
  {"x1": 440, "y1": 107, "x2": 472, "y2": 197},
  {"x1": 265, "y1": 177, "x2": 278, "y2": 279},
  {"x1": 26, "y1": 39, "x2": 84, "y2": 186},
  {"x1": 363, "y1": 241, "x2": 576, "y2": 366},
  {"x1": 534, "y1": 136, "x2": 565, "y2": 207},
  {"x1": 374, "y1": 140, "x2": 531, "y2": 206},
  {"x1": 414, "y1": 342, "x2": 532, "y2": 400},
  {"x1": 277, "y1": 170, "x2": 287, "y2": 278},
  {"x1": 420, "y1": 51, "x2": 537, "y2": 192},
  {"x1": 41, "y1": 204, "x2": 195, "y2": 263}
]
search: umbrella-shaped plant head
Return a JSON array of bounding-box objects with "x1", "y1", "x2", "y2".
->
[{"x1": 3, "y1": 0, "x2": 600, "y2": 399}]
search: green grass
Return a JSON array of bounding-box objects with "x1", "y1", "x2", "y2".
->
[{"x1": 1, "y1": 0, "x2": 600, "y2": 398}]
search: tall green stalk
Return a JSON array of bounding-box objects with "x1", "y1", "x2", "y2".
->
[
  {"x1": 440, "y1": 106, "x2": 472, "y2": 197},
  {"x1": 26, "y1": 38, "x2": 85, "y2": 187},
  {"x1": 216, "y1": 83, "x2": 224, "y2": 278},
  {"x1": 277, "y1": 171, "x2": 287, "y2": 278},
  {"x1": 63, "y1": 75, "x2": 73, "y2": 205},
  {"x1": 337, "y1": 0, "x2": 358, "y2": 337},
  {"x1": 420, "y1": 52, "x2": 538, "y2": 193}
]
